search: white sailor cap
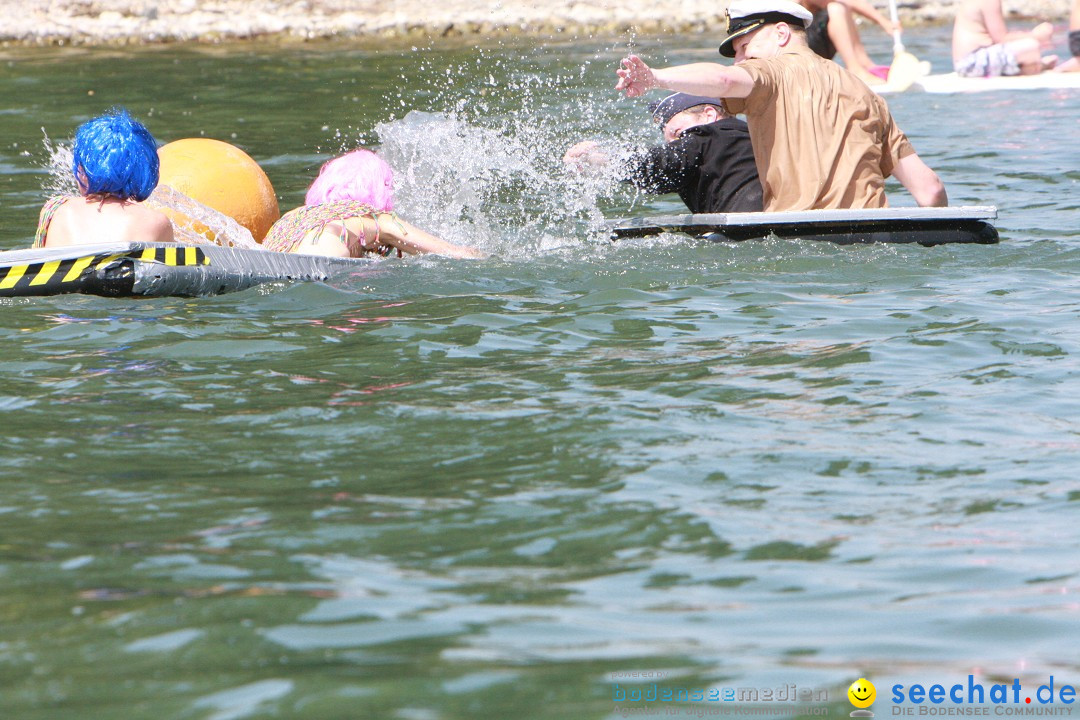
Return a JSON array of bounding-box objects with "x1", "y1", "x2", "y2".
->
[{"x1": 719, "y1": 0, "x2": 815, "y2": 58}]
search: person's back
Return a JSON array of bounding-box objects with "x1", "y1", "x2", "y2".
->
[
  {"x1": 953, "y1": 0, "x2": 997, "y2": 63},
  {"x1": 40, "y1": 196, "x2": 173, "y2": 249},
  {"x1": 34, "y1": 108, "x2": 174, "y2": 249},
  {"x1": 724, "y1": 45, "x2": 910, "y2": 211}
]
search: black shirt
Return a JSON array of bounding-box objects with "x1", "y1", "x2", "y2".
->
[{"x1": 625, "y1": 118, "x2": 763, "y2": 213}]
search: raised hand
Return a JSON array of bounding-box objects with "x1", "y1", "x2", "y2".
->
[
  {"x1": 563, "y1": 140, "x2": 608, "y2": 168},
  {"x1": 615, "y1": 55, "x2": 656, "y2": 98}
]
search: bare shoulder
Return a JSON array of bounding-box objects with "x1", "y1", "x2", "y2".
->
[
  {"x1": 45, "y1": 197, "x2": 93, "y2": 243},
  {"x1": 48, "y1": 196, "x2": 79, "y2": 221},
  {"x1": 111, "y1": 202, "x2": 176, "y2": 244},
  {"x1": 119, "y1": 202, "x2": 175, "y2": 242},
  {"x1": 146, "y1": 208, "x2": 175, "y2": 243}
]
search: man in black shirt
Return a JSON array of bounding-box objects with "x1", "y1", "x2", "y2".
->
[{"x1": 564, "y1": 92, "x2": 763, "y2": 213}]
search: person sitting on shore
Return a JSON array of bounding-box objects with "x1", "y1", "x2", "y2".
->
[
  {"x1": 1054, "y1": 0, "x2": 1080, "y2": 72},
  {"x1": 262, "y1": 149, "x2": 483, "y2": 259},
  {"x1": 34, "y1": 108, "x2": 174, "y2": 249},
  {"x1": 797, "y1": 0, "x2": 898, "y2": 86},
  {"x1": 953, "y1": 0, "x2": 1058, "y2": 77},
  {"x1": 563, "y1": 92, "x2": 763, "y2": 213},
  {"x1": 614, "y1": 0, "x2": 948, "y2": 212}
]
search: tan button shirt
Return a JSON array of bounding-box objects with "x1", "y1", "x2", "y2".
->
[{"x1": 723, "y1": 44, "x2": 915, "y2": 212}]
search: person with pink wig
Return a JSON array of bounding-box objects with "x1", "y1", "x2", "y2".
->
[{"x1": 262, "y1": 149, "x2": 483, "y2": 259}]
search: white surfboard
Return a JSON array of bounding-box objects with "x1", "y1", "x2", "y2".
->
[{"x1": 877, "y1": 71, "x2": 1080, "y2": 95}]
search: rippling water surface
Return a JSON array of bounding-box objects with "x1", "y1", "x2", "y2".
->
[{"x1": 1, "y1": 25, "x2": 1079, "y2": 720}]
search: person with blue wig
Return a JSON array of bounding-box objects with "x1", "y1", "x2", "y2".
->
[{"x1": 34, "y1": 108, "x2": 174, "y2": 248}]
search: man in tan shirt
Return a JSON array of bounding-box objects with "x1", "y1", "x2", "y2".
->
[{"x1": 615, "y1": 0, "x2": 947, "y2": 212}]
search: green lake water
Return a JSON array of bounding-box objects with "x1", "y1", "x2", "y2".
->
[{"x1": 1, "y1": 24, "x2": 1079, "y2": 720}]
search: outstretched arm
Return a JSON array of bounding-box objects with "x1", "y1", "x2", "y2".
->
[
  {"x1": 563, "y1": 141, "x2": 611, "y2": 169},
  {"x1": 835, "y1": 0, "x2": 898, "y2": 34},
  {"x1": 999, "y1": 21, "x2": 1054, "y2": 45},
  {"x1": 294, "y1": 217, "x2": 484, "y2": 259},
  {"x1": 372, "y1": 215, "x2": 487, "y2": 259},
  {"x1": 615, "y1": 55, "x2": 755, "y2": 99},
  {"x1": 891, "y1": 153, "x2": 948, "y2": 207}
]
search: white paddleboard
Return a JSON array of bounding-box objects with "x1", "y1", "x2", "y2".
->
[{"x1": 877, "y1": 71, "x2": 1080, "y2": 95}]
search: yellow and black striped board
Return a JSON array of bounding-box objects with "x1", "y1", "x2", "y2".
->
[
  {"x1": 135, "y1": 245, "x2": 209, "y2": 268},
  {"x1": 0, "y1": 246, "x2": 208, "y2": 297},
  {"x1": 0, "y1": 250, "x2": 134, "y2": 297},
  {"x1": 0, "y1": 242, "x2": 371, "y2": 298}
]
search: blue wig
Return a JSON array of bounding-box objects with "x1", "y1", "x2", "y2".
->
[{"x1": 72, "y1": 108, "x2": 160, "y2": 202}]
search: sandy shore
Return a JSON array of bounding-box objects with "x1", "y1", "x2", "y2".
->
[{"x1": 1, "y1": 0, "x2": 1071, "y2": 46}]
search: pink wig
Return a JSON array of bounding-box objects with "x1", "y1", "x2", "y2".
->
[{"x1": 304, "y1": 149, "x2": 395, "y2": 211}]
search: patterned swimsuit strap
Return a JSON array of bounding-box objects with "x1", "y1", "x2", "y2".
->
[{"x1": 33, "y1": 196, "x2": 73, "y2": 249}]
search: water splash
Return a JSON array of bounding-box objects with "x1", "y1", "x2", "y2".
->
[
  {"x1": 377, "y1": 110, "x2": 592, "y2": 256},
  {"x1": 370, "y1": 46, "x2": 659, "y2": 257},
  {"x1": 41, "y1": 129, "x2": 77, "y2": 198},
  {"x1": 145, "y1": 185, "x2": 259, "y2": 249}
]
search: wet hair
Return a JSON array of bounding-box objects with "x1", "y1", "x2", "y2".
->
[
  {"x1": 304, "y1": 149, "x2": 395, "y2": 212},
  {"x1": 72, "y1": 108, "x2": 160, "y2": 202}
]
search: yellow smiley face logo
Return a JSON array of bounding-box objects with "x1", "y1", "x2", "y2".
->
[{"x1": 848, "y1": 678, "x2": 876, "y2": 708}]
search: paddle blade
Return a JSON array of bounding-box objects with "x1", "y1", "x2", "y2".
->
[{"x1": 885, "y1": 51, "x2": 926, "y2": 92}]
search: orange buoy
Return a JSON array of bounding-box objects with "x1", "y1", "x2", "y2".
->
[{"x1": 157, "y1": 138, "x2": 279, "y2": 243}]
